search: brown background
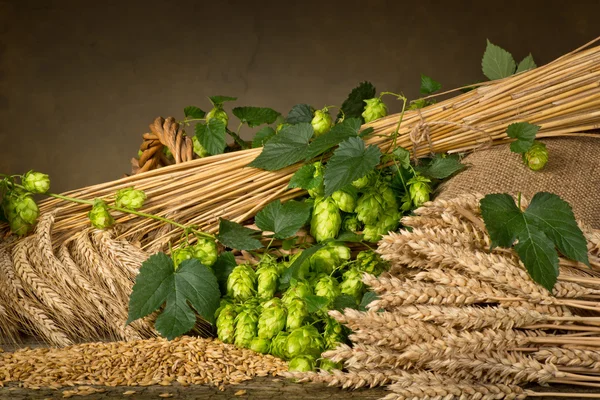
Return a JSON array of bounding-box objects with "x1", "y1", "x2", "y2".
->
[{"x1": 0, "y1": 0, "x2": 598, "y2": 193}]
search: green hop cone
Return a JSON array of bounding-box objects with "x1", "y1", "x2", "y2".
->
[
  {"x1": 356, "y1": 250, "x2": 388, "y2": 276},
  {"x1": 351, "y1": 172, "x2": 374, "y2": 190},
  {"x1": 205, "y1": 106, "x2": 229, "y2": 127},
  {"x1": 249, "y1": 337, "x2": 271, "y2": 354},
  {"x1": 307, "y1": 162, "x2": 324, "y2": 198},
  {"x1": 192, "y1": 136, "x2": 209, "y2": 158},
  {"x1": 270, "y1": 331, "x2": 290, "y2": 360},
  {"x1": 171, "y1": 247, "x2": 194, "y2": 269},
  {"x1": 88, "y1": 199, "x2": 114, "y2": 230},
  {"x1": 3, "y1": 192, "x2": 38, "y2": 236},
  {"x1": 310, "y1": 244, "x2": 350, "y2": 275},
  {"x1": 523, "y1": 141, "x2": 549, "y2": 171},
  {"x1": 319, "y1": 359, "x2": 342, "y2": 372},
  {"x1": 323, "y1": 317, "x2": 344, "y2": 350},
  {"x1": 115, "y1": 187, "x2": 146, "y2": 210},
  {"x1": 233, "y1": 307, "x2": 259, "y2": 349},
  {"x1": 377, "y1": 208, "x2": 401, "y2": 235},
  {"x1": 22, "y1": 171, "x2": 50, "y2": 194},
  {"x1": 311, "y1": 107, "x2": 333, "y2": 137},
  {"x1": 285, "y1": 297, "x2": 309, "y2": 331},
  {"x1": 362, "y1": 224, "x2": 383, "y2": 243},
  {"x1": 257, "y1": 298, "x2": 287, "y2": 339},
  {"x1": 191, "y1": 237, "x2": 218, "y2": 267},
  {"x1": 289, "y1": 355, "x2": 316, "y2": 372},
  {"x1": 342, "y1": 215, "x2": 361, "y2": 233},
  {"x1": 407, "y1": 174, "x2": 432, "y2": 208},
  {"x1": 313, "y1": 274, "x2": 340, "y2": 304},
  {"x1": 355, "y1": 191, "x2": 384, "y2": 226},
  {"x1": 282, "y1": 280, "x2": 313, "y2": 306},
  {"x1": 163, "y1": 146, "x2": 173, "y2": 160},
  {"x1": 331, "y1": 190, "x2": 356, "y2": 213},
  {"x1": 255, "y1": 265, "x2": 279, "y2": 300},
  {"x1": 216, "y1": 304, "x2": 237, "y2": 344},
  {"x1": 340, "y1": 267, "x2": 365, "y2": 302},
  {"x1": 310, "y1": 197, "x2": 341, "y2": 243},
  {"x1": 285, "y1": 325, "x2": 324, "y2": 359},
  {"x1": 379, "y1": 184, "x2": 398, "y2": 210},
  {"x1": 226, "y1": 264, "x2": 257, "y2": 301},
  {"x1": 362, "y1": 97, "x2": 388, "y2": 123}
]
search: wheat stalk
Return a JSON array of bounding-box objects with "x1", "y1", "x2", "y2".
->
[{"x1": 383, "y1": 382, "x2": 528, "y2": 400}]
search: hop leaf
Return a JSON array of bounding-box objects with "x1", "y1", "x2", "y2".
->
[
  {"x1": 22, "y1": 171, "x2": 50, "y2": 194},
  {"x1": 183, "y1": 106, "x2": 205, "y2": 119},
  {"x1": 482, "y1": 39, "x2": 516, "y2": 80},
  {"x1": 420, "y1": 74, "x2": 442, "y2": 95},
  {"x1": 233, "y1": 107, "x2": 281, "y2": 128},
  {"x1": 507, "y1": 122, "x2": 541, "y2": 154},
  {"x1": 254, "y1": 199, "x2": 312, "y2": 240},
  {"x1": 195, "y1": 118, "x2": 227, "y2": 156},
  {"x1": 337, "y1": 81, "x2": 376, "y2": 123}
]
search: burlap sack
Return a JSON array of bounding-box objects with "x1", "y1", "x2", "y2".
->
[{"x1": 436, "y1": 136, "x2": 600, "y2": 228}]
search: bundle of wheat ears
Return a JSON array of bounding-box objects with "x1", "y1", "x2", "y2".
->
[
  {"x1": 1, "y1": 37, "x2": 600, "y2": 348},
  {"x1": 287, "y1": 193, "x2": 600, "y2": 399}
]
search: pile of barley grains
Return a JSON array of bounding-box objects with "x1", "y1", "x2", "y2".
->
[{"x1": 0, "y1": 336, "x2": 288, "y2": 390}]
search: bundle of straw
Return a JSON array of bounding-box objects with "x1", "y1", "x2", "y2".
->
[
  {"x1": 2, "y1": 37, "x2": 600, "y2": 346},
  {"x1": 287, "y1": 193, "x2": 600, "y2": 399}
]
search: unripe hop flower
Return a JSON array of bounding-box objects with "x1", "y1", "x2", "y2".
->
[
  {"x1": 22, "y1": 171, "x2": 50, "y2": 194},
  {"x1": 355, "y1": 191, "x2": 384, "y2": 226},
  {"x1": 407, "y1": 174, "x2": 432, "y2": 208},
  {"x1": 307, "y1": 162, "x2": 324, "y2": 198},
  {"x1": 88, "y1": 199, "x2": 114, "y2": 230},
  {"x1": 226, "y1": 264, "x2": 257, "y2": 301},
  {"x1": 270, "y1": 331, "x2": 290, "y2": 360},
  {"x1": 256, "y1": 264, "x2": 279, "y2": 300},
  {"x1": 356, "y1": 250, "x2": 387, "y2": 276},
  {"x1": 310, "y1": 244, "x2": 350, "y2": 275},
  {"x1": 362, "y1": 97, "x2": 388, "y2": 123},
  {"x1": 289, "y1": 355, "x2": 316, "y2": 372},
  {"x1": 351, "y1": 172, "x2": 374, "y2": 190},
  {"x1": 313, "y1": 274, "x2": 340, "y2": 304},
  {"x1": 285, "y1": 325, "x2": 324, "y2": 359},
  {"x1": 216, "y1": 304, "x2": 237, "y2": 344},
  {"x1": 340, "y1": 267, "x2": 365, "y2": 302},
  {"x1": 258, "y1": 298, "x2": 286, "y2": 339},
  {"x1": 523, "y1": 141, "x2": 549, "y2": 171},
  {"x1": 205, "y1": 106, "x2": 228, "y2": 127},
  {"x1": 310, "y1": 197, "x2": 341, "y2": 243},
  {"x1": 362, "y1": 224, "x2": 383, "y2": 243},
  {"x1": 3, "y1": 193, "x2": 39, "y2": 236},
  {"x1": 342, "y1": 215, "x2": 361, "y2": 233},
  {"x1": 319, "y1": 359, "x2": 342, "y2": 372},
  {"x1": 192, "y1": 136, "x2": 209, "y2": 158},
  {"x1": 285, "y1": 297, "x2": 309, "y2": 331},
  {"x1": 115, "y1": 187, "x2": 147, "y2": 210},
  {"x1": 282, "y1": 280, "x2": 313, "y2": 306},
  {"x1": 311, "y1": 107, "x2": 333, "y2": 137},
  {"x1": 171, "y1": 247, "x2": 194, "y2": 269},
  {"x1": 191, "y1": 237, "x2": 218, "y2": 267},
  {"x1": 249, "y1": 337, "x2": 271, "y2": 354},
  {"x1": 233, "y1": 307, "x2": 259, "y2": 348},
  {"x1": 323, "y1": 317, "x2": 344, "y2": 350},
  {"x1": 331, "y1": 190, "x2": 356, "y2": 213}
]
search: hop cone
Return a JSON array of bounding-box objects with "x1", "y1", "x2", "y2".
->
[
  {"x1": 249, "y1": 337, "x2": 271, "y2": 354},
  {"x1": 285, "y1": 325, "x2": 324, "y2": 359},
  {"x1": 115, "y1": 187, "x2": 146, "y2": 210},
  {"x1": 3, "y1": 192, "x2": 38, "y2": 236},
  {"x1": 323, "y1": 317, "x2": 344, "y2": 350},
  {"x1": 340, "y1": 267, "x2": 365, "y2": 302},
  {"x1": 289, "y1": 355, "x2": 316, "y2": 372},
  {"x1": 523, "y1": 141, "x2": 549, "y2": 171},
  {"x1": 22, "y1": 171, "x2": 50, "y2": 194},
  {"x1": 310, "y1": 196, "x2": 341, "y2": 243},
  {"x1": 270, "y1": 332, "x2": 290, "y2": 360},
  {"x1": 258, "y1": 298, "x2": 286, "y2": 339},
  {"x1": 307, "y1": 162, "x2": 324, "y2": 198},
  {"x1": 356, "y1": 250, "x2": 387, "y2": 276},
  {"x1": 282, "y1": 280, "x2": 312, "y2": 306},
  {"x1": 331, "y1": 190, "x2": 356, "y2": 213},
  {"x1": 285, "y1": 297, "x2": 309, "y2": 331},
  {"x1": 233, "y1": 308, "x2": 259, "y2": 348},
  {"x1": 319, "y1": 359, "x2": 342, "y2": 371},
  {"x1": 362, "y1": 97, "x2": 388, "y2": 123},
  {"x1": 377, "y1": 208, "x2": 401, "y2": 235},
  {"x1": 192, "y1": 136, "x2": 209, "y2": 158},
  {"x1": 206, "y1": 106, "x2": 228, "y2": 126},
  {"x1": 342, "y1": 215, "x2": 361, "y2": 233},
  {"x1": 88, "y1": 199, "x2": 114, "y2": 230},
  {"x1": 216, "y1": 304, "x2": 237, "y2": 344},
  {"x1": 310, "y1": 245, "x2": 350, "y2": 275},
  {"x1": 362, "y1": 225, "x2": 382, "y2": 243},
  {"x1": 192, "y1": 237, "x2": 218, "y2": 267},
  {"x1": 379, "y1": 184, "x2": 398, "y2": 210},
  {"x1": 351, "y1": 172, "x2": 374, "y2": 190},
  {"x1": 407, "y1": 174, "x2": 432, "y2": 208},
  {"x1": 171, "y1": 247, "x2": 194, "y2": 269},
  {"x1": 355, "y1": 191, "x2": 384, "y2": 225},
  {"x1": 311, "y1": 107, "x2": 333, "y2": 137},
  {"x1": 227, "y1": 264, "x2": 257, "y2": 301},
  {"x1": 313, "y1": 274, "x2": 340, "y2": 304},
  {"x1": 256, "y1": 265, "x2": 279, "y2": 300}
]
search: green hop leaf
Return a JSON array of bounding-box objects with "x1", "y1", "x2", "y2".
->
[
  {"x1": 127, "y1": 253, "x2": 221, "y2": 340},
  {"x1": 311, "y1": 107, "x2": 333, "y2": 137},
  {"x1": 226, "y1": 263, "x2": 257, "y2": 301},
  {"x1": 258, "y1": 298, "x2": 286, "y2": 339},
  {"x1": 249, "y1": 123, "x2": 314, "y2": 171},
  {"x1": 516, "y1": 54, "x2": 537, "y2": 74},
  {"x1": 337, "y1": 81, "x2": 376, "y2": 123},
  {"x1": 420, "y1": 74, "x2": 442, "y2": 95},
  {"x1": 522, "y1": 141, "x2": 548, "y2": 171},
  {"x1": 416, "y1": 154, "x2": 466, "y2": 180},
  {"x1": 249, "y1": 337, "x2": 271, "y2": 354},
  {"x1": 183, "y1": 106, "x2": 205, "y2": 119},
  {"x1": 252, "y1": 126, "x2": 276, "y2": 148},
  {"x1": 288, "y1": 163, "x2": 323, "y2": 194},
  {"x1": 234, "y1": 307, "x2": 259, "y2": 348},
  {"x1": 22, "y1": 171, "x2": 50, "y2": 194},
  {"x1": 217, "y1": 219, "x2": 263, "y2": 251},
  {"x1": 286, "y1": 104, "x2": 315, "y2": 124},
  {"x1": 482, "y1": 39, "x2": 517, "y2": 80},
  {"x1": 115, "y1": 187, "x2": 147, "y2": 210},
  {"x1": 359, "y1": 291, "x2": 380, "y2": 311},
  {"x1": 362, "y1": 98, "x2": 388, "y2": 123},
  {"x1": 506, "y1": 122, "x2": 541, "y2": 154},
  {"x1": 233, "y1": 107, "x2": 281, "y2": 128},
  {"x1": 392, "y1": 147, "x2": 412, "y2": 170},
  {"x1": 88, "y1": 199, "x2": 114, "y2": 230},
  {"x1": 208, "y1": 95, "x2": 237, "y2": 106},
  {"x1": 289, "y1": 355, "x2": 316, "y2": 372},
  {"x1": 195, "y1": 118, "x2": 227, "y2": 156},
  {"x1": 212, "y1": 252, "x2": 237, "y2": 296},
  {"x1": 192, "y1": 136, "x2": 209, "y2": 158},
  {"x1": 332, "y1": 294, "x2": 359, "y2": 311},
  {"x1": 255, "y1": 199, "x2": 312, "y2": 239},
  {"x1": 303, "y1": 118, "x2": 363, "y2": 161},
  {"x1": 216, "y1": 303, "x2": 237, "y2": 344},
  {"x1": 319, "y1": 359, "x2": 342, "y2": 372},
  {"x1": 310, "y1": 197, "x2": 342, "y2": 243},
  {"x1": 285, "y1": 325, "x2": 324, "y2": 359}
]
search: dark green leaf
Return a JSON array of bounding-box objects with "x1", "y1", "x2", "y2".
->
[
  {"x1": 209, "y1": 96, "x2": 237, "y2": 106},
  {"x1": 279, "y1": 244, "x2": 326, "y2": 290},
  {"x1": 482, "y1": 39, "x2": 517, "y2": 80},
  {"x1": 335, "y1": 231, "x2": 364, "y2": 242},
  {"x1": 359, "y1": 291, "x2": 379, "y2": 311},
  {"x1": 506, "y1": 122, "x2": 540, "y2": 153},
  {"x1": 516, "y1": 54, "x2": 537, "y2": 74},
  {"x1": 303, "y1": 118, "x2": 363, "y2": 160},
  {"x1": 392, "y1": 147, "x2": 411, "y2": 169},
  {"x1": 252, "y1": 127, "x2": 276, "y2": 148},
  {"x1": 286, "y1": 104, "x2": 314, "y2": 124},
  {"x1": 513, "y1": 229, "x2": 559, "y2": 292},
  {"x1": 184, "y1": 106, "x2": 205, "y2": 119},
  {"x1": 305, "y1": 295, "x2": 329, "y2": 313},
  {"x1": 233, "y1": 107, "x2": 281, "y2": 128},
  {"x1": 255, "y1": 200, "x2": 312, "y2": 239},
  {"x1": 420, "y1": 74, "x2": 442, "y2": 95},
  {"x1": 127, "y1": 253, "x2": 221, "y2": 340},
  {"x1": 212, "y1": 252, "x2": 237, "y2": 296},
  {"x1": 288, "y1": 164, "x2": 323, "y2": 191},
  {"x1": 417, "y1": 154, "x2": 465, "y2": 180},
  {"x1": 337, "y1": 81, "x2": 376, "y2": 123},
  {"x1": 479, "y1": 193, "x2": 525, "y2": 249},
  {"x1": 248, "y1": 123, "x2": 314, "y2": 171},
  {"x1": 195, "y1": 119, "x2": 227, "y2": 155},
  {"x1": 332, "y1": 294, "x2": 358, "y2": 311},
  {"x1": 282, "y1": 237, "x2": 297, "y2": 251},
  {"x1": 359, "y1": 127, "x2": 375, "y2": 138},
  {"x1": 217, "y1": 219, "x2": 263, "y2": 251},
  {"x1": 323, "y1": 137, "x2": 382, "y2": 197}
]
